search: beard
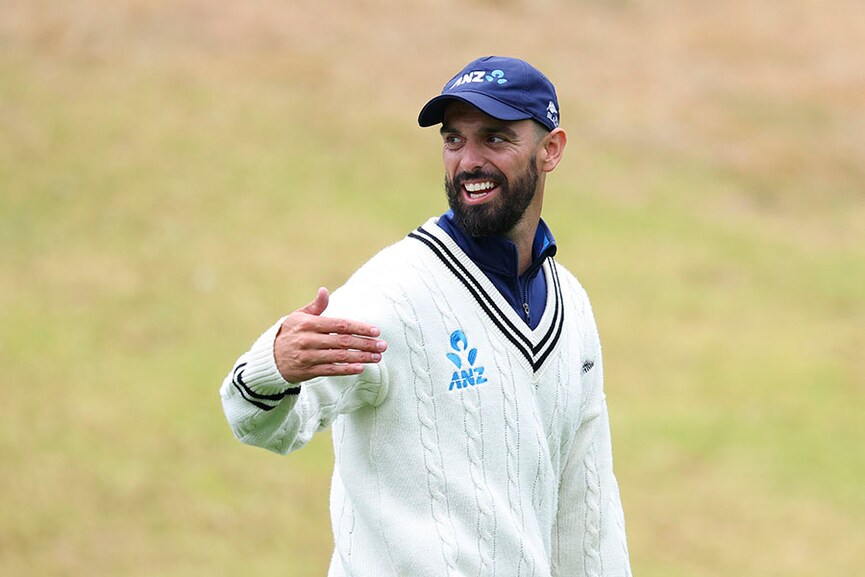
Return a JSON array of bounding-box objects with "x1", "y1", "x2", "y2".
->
[{"x1": 445, "y1": 158, "x2": 540, "y2": 238}]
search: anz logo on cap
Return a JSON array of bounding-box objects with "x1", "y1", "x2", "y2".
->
[{"x1": 449, "y1": 69, "x2": 508, "y2": 90}]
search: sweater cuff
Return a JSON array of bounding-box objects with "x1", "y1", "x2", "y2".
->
[{"x1": 239, "y1": 316, "x2": 300, "y2": 397}]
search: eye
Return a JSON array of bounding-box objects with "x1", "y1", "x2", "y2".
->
[
  {"x1": 443, "y1": 134, "x2": 463, "y2": 149},
  {"x1": 487, "y1": 135, "x2": 507, "y2": 145}
]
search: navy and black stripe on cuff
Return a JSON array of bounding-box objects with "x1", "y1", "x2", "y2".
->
[{"x1": 231, "y1": 362, "x2": 300, "y2": 411}]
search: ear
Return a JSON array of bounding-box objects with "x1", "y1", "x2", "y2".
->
[{"x1": 539, "y1": 128, "x2": 567, "y2": 173}]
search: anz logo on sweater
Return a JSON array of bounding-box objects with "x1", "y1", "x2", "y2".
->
[{"x1": 446, "y1": 329, "x2": 488, "y2": 392}]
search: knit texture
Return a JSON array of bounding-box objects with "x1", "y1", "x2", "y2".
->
[{"x1": 220, "y1": 218, "x2": 632, "y2": 577}]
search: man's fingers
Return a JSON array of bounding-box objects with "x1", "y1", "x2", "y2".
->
[
  {"x1": 281, "y1": 349, "x2": 379, "y2": 382},
  {"x1": 294, "y1": 290, "x2": 381, "y2": 338},
  {"x1": 287, "y1": 315, "x2": 383, "y2": 341},
  {"x1": 314, "y1": 316, "x2": 382, "y2": 338},
  {"x1": 302, "y1": 332, "x2": 387, "y2": 353},
  {"x1": 275, "y1": 293, "x2": 386, "y2": 383},
  {"x1": 300, "y1": 348, "x2": 383, "y2": 367},
  {"x1": 282, "y1": 317, "x2": 385, "y2": 350}
]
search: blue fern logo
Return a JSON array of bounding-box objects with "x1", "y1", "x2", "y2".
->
[
  {"x1": 446, "y1": 330, "x2": 488, "y2": 391},
  {"x1": 485, "y1": 69, "x2": 508, "y2": 84}
]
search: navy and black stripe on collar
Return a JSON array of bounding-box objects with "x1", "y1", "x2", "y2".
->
[
  {"x1": 436, "y1": 210, "x2": 556, "y2": 329},
  {"x1": 407, "y1": 223, "x2": 564, "y2": 373}
]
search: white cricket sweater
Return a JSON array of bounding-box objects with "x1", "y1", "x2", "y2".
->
[{"x1": 221, "y1": 218, "x2": 632, "y2": 577}]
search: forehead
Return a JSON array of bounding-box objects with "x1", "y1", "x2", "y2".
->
[{"x1": 441, "y1": 101, "x2": 530, "y2": 133}]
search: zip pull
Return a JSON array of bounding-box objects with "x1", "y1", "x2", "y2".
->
[{"x1": 523, "y1": 302, "x2": 530, "y2": 320}]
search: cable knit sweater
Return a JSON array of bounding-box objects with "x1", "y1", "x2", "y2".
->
[{"x1": 220, "y1": 218, "x2": 632, "y2": 577}]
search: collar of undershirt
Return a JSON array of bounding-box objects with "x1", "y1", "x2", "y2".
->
[{"x1": 435, "y1": 210, "x2": 557, "y2": 281}]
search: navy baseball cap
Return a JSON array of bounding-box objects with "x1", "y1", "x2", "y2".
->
[{"x1": 418, "y1": 56, "x2": 560, "y2": 131}]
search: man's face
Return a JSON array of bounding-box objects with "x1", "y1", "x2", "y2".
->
[{"x1": 441, "y1": 102, "x2": 546, "y2": 238}]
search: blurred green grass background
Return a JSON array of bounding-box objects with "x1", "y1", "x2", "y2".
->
[{"x1": 1, "y1": 1, "x2": 863, "y2": 575}]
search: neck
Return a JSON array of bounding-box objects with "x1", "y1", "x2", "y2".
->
[
  {"x1": 503, "y1": 214, "x2": 540, "y2": 275},
  {"x1": 505, "y1": 189, "x2": 544, "y2": 275}
]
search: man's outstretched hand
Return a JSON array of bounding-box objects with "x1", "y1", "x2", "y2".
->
[{"x1": 274, "y1": 287, "x2": 388, "y2": 383}]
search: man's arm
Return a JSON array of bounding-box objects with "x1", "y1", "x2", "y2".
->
[
  {"x1": 551, "y1": 292, "x2": 631, "y2": 577},
  {"x1": 220, "y1": 287, "x2": 389, "y2": 455}
]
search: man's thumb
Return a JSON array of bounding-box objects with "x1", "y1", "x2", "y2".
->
[{"x1": 299, "y1": 287, "x2": 329, "y2": 316}]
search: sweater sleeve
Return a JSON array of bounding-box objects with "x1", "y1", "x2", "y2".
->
[
  {"x1": 220, "y1": 302, "x2": 390, "y2": 456},
  {"x1": 551, "y1": 289, "x2": 632, "y2": 577}
]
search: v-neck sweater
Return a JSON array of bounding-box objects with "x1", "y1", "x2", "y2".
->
[
  {"x1": 435, "y1": 210, "x2": 557, "y2": 329},
  {"x1": 220, "y1": 217, "x2": 632, "y2": 577}
]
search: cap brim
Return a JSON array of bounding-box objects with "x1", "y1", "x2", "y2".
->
[{"x1": 417, "y1": 91, "x2": 531, "y2": 127}]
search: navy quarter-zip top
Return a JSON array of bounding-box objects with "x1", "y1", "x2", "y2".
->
[{"x1": 436, "y1": 210, "x2": 557, "y2": 330}]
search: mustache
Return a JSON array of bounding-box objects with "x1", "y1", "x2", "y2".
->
[{"x1": 452, "y1": 169, "x2": 505, "y2": 188}]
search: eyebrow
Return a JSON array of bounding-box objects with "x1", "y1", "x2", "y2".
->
[{"x1": 440, "y1": 123, "x2": 521, "y2": 139}]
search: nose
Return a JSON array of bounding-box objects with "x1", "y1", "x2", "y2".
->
[{"x1": 457, "y1": 139, "x2": 485, "y2": 174}]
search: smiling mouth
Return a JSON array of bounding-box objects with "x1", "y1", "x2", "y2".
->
[{"x1": 463, "y1": 180, "x2": 498, "y2": 200}]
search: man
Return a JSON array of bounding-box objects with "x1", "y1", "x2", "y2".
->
[{"x1": 221, "y1": 56, "x2": 632, "y2": 577}]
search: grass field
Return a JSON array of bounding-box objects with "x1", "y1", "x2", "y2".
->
[{"x1": 2, "y1": 1, "x2": 864, "y2": 575}]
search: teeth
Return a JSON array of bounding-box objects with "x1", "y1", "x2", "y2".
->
[{"x1": 465, "y1": 181, "x2": 495, "y2": 193}]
